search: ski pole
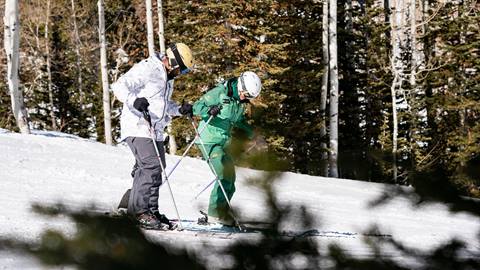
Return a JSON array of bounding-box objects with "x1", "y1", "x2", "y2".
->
[
  {"x1": 191, "y1": 177, "x2": 216, "y2": 201},
  {"x1": 192, "y1": 142, "x2": 258, "y2": 201},
  {"x1": 192, "y1": 121, "x2": 258, "y2": 201},
  {"x1": 190, "y1": 118, "x2": 217, "y2": 200},
  {"x1": 163, "y1": 115, "x2": 214, "y2": 181},
  {"x1": 143, "y1": 110, "x2": 184, "y2": 230},
  {"x1": 190, "y1": 118, "x2": 243, "y2": 230}
]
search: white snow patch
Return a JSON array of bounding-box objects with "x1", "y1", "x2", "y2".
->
[{"x1": 0, "y1": 129, "x2": 478, "y2": 269}]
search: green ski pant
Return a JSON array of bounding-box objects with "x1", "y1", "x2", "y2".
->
[{"x1": 198, "y1": 143, "x2": 236, "y2": 219}]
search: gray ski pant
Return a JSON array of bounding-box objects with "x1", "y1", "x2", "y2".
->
[{"x1": 125, "y1": 137, "x2": 166, "y2": 216}]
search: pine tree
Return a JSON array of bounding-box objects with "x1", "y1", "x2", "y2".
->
[
  {"x1": 420, "y1": 0, "x2": 480, "y2": 195},
  {"x1": 163, "y1": 1, "x2": 295, "y2": 160}
]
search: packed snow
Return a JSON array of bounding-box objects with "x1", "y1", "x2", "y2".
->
[{"x1": 0, "y1": 129, "x2": 478, "y2": 269}]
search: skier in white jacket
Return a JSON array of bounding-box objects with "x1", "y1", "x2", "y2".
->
[{"x1": 112, "y1": 43, "x2": 194, "y2": 230}]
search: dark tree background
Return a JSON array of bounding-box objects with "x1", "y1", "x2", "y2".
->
[{"x1": 0, "y1": 0, "x2": 479, "y2": 197}]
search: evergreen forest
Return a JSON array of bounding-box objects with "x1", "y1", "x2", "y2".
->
[{"x1": 1, "y1": 0, "x2": 479, "y2": 197}]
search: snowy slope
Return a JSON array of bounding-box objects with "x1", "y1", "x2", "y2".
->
[{"x1": 0, "y1": 129, "x2": 478, "y2": 268}]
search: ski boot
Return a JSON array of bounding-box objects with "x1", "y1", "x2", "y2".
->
[
  {"x1": 197, "y1": 210, "x2": 209, "y2": 225},
  {"x1": 153, "y1": 212, "x2": 178, "y2": 230},
  {"x1": 137, "y1": 213, "x2": 169, "y2": 230}
]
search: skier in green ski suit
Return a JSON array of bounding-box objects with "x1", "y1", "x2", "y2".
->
[{"x1": 190, "y1": 71, "x2": 262, "y2": 225}]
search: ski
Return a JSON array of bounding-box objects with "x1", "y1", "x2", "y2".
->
[
  {"x1": 92, "y1": 210, "x2": 290, "y2": 236},
  {"x1": 165, "y1": 219, "x2": 330, "y2": 238},
  {"x1": 88, "y1": 209, "x2": 392, "y2": 239}
]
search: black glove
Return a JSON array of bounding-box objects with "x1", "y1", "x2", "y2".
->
[
  {"x1": 133, "y1": 97, "x2": 149, "y2": 112},
  {"x1": 179, "y1": 102, "x2": 193, "y2": 118},
  {"x1": 208, "y1": 105, "x2": 222, "y2": 117}
]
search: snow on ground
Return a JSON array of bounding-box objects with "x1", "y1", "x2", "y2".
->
[{"x1": 0, "y1": 130, "x2": 478, "y2": 269}]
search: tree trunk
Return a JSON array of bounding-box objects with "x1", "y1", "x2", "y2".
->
[
  {"x1": 156, "y1": 0, "x2": 165, "y2": 53},
  {"x1": 320, "y1": 0, "x2": 329, "y2": 176},
  {"x1": 45, "y1": 0, "x2": 57, "y2": 130},
  {"x1": 146, "y1": 0, "x2": 155, "y2": 56},
  {"x1": 4, "y1": 0, "x2": 30, "y2": 134},
  {"x1": 155, "y1": 0, "x2": 177, "y2": 154},
  {"x1": 167, "y1": 124, "x2": 177, "y2": 154},
  {"x1": 390, "y1": 69, "x2": 400, "y2": 182},
  {"x1": 70, "y1": 0, "x2": 84, "y2": 107},
  {"x1": 328, "y1": 0, "x2": 339, "y2": 178},
  {"x1": 98, "y1": 0, "x2": 112, "y2": 145},
  {"x1": 390, "y1": 0, "x2": 399, "y2": 183},
  {"x1": 390, "y1": 0, "x2": 408, "y2": 183},
  {"x1": 422, "y1": 0, "x2": 437, "y2": 151},
  {"x1": 408, "y1": 0, "x2": 423, "y2": 168},
  {"x1": 409, "y1": 0, "x2": 418, "y2": 89}
]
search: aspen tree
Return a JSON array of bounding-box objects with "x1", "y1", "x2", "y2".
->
[
  {"x1": 97, "y1": 0, "x2": 112, "y2": 145},
  {"x1": 70, "y1": 0, "x2": 84, "y2": 107},
  {"x1": 45, "y1": 0, "x2": 57, "y2": 130},
  {"x1": 328, "y1": 0, "x2": 339, "y2": 178},
  {"x1": 321, "y1": 0, "x2": 329, "y2": 176},
  {"x1": 146, "y1": 0, "x2": 155, "y2": 56},
  {"x1": 4, "y1": 0, "x2": 30, "y2": 134}
]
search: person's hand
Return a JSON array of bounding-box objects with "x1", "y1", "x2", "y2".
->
[
  {"x1": 208, "y1": 105, "x2": 222, "y2": 117},
  {"x1": 133, "y1": 97, "x2": 149, "y2": 112},
  {"x1": 179, "y1": 102, "x2": 193, "y2": 118}
]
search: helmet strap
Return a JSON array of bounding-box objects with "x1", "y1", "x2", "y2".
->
[
  {"x1": 166, "y1": 69, "x2": 177, "y2": 81},
  {"x1": 168, "y1": 43, "x2": 188, "y2": 72},
  {"x1": 168, "y1": 57, "x2": 178, "y2": 69}
]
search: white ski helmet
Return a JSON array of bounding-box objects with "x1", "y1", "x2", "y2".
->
[{"x1": 238, "y1": 71, "x2": 262, "y2": 98}]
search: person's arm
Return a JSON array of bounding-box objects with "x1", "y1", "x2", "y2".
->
[
  {"x1": 164, "y1": 81, "x2": 182, "y2": 117},
  {"x1": 167, "y1": 101, "x2": 182, "y2": 117},
  {"x1": 111, "y1": 63, "x2": 146, "y2": 111},
  {"x1": 193, "y1": 85, "x2": 223, "y2": 120}
]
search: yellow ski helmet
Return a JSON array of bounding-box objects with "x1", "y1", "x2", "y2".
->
[{"x1": 166, "y1": 43, "x2": 194, "y2": 74}]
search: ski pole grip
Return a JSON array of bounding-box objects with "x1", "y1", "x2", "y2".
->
[{"x1": 142, "y1": 110, "x2": 152, "y2": 127}]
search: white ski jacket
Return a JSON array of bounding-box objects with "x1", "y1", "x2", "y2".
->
[{"x1": 112, "y1": 55, "x2": 180, "y2": 142}]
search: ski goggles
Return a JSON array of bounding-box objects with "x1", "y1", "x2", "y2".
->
[
  {"x1": 240, "y1": 90, "x2": 253, "y2": 99},
  {"x1": 180, "y1": 67, "x2": 191, "y2": 75},
  {"x1": 169, "y1": 59, "x2": 191, "y2": 75},
  {"x1": 169, "y1": 43, "x2": 191, "y2": 75}
]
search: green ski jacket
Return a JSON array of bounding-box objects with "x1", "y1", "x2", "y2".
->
[{"x1": 193, "y1": 79, "x2": 254, "y2": 145}]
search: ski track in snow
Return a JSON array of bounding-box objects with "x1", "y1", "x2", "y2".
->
[{"x1": 0, "y1": 130, "x2": 479, "y2": 269}]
